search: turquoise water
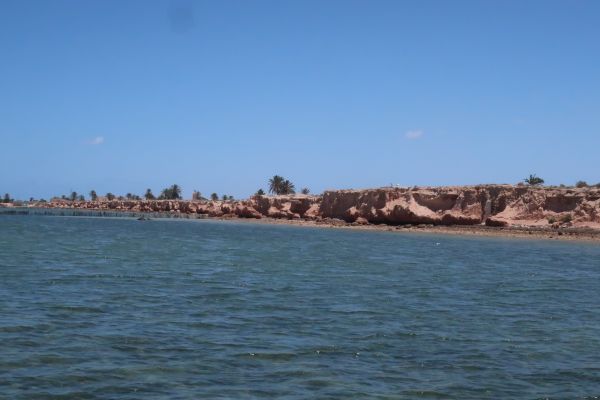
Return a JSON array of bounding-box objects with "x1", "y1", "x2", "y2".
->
[{"x1": 1, "y1": 215, "x2": 599, "y2": 399}]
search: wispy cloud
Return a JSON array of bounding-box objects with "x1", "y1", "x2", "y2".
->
[
  {"x1": 404, "y1": 130, "x2": 423, "y2": 140},
  {"x1": 88, "y1": 136, "x2": 105, "y2": 145}
]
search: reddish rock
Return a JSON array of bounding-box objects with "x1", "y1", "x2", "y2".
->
[
  {"x1": 354, "y1": 217, "x2": 369, "y2": 225},
  {"x1": 33, "y1": 185, "x2": 600, "y2": 230},
  {"x1": 485, "y1": 217, "x2": 508, "y2": 227}
]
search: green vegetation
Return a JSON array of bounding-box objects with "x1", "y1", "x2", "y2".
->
[
  {"x1": 269, "y1": 175, "x2": 284, "y2": 194},
  {"x1": 144, "y1": 189, "x2": 155, "y2": 200},
  {"x1": 524, "y1": 174, "x2": 544, "y2": 186},
  {"x1": 210, "y1": 193, "x2": 218, "y2": 201},
  {"x1": 301, "y1": 187, "x2": 310, "y2": 195},
  {"x1": 106, "y1": 192, "x2": 115, "y2": 201},
  {"x1": 2, "y1": 193, "x2": 12, "y2": 203},
  {"x1": 192, "y1": 190, "x2": 202, "y2": 201},
  {"x1": 575, "y1": 181, "x2": 588, "y2": 188},
  {"x1": 159, "y1": 184, "x2": 182, "y2": 200},
  {"x1": 282, "y1": 180, "x2": 295, "y2": 194},
  {"x1": 547, "y1": 216, "x2": 556, "y2": 224},
  {"x1": 89, "y1": 190, "x2": 98, "y2": 201},
  {"x1": 255, "y1": 188, "x2": 265, "y2": 196},
  {"x1": 70, "y1": 191, "x2": 78, "y2": 201},
  {"x1": 268, "y1": 175, "x2": 295, "y2": 195},
  {"x1": 78, "y1": 195, "x2": 85, "y2": 201}
]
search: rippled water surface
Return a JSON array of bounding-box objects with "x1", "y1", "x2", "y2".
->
[{"x1": 1, "y1": 215, "x2": 600, "y2": 399}]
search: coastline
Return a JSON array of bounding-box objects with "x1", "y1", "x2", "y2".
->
[
  {"x1": 5, "y1": 184, "x2": 600, "y2": 243},
  {"x1": 215, "y1": 215, "x2": 600, "y2": 243},
  {"x1": 3, "y1": 206, "x2": 598, "y2": 243}
]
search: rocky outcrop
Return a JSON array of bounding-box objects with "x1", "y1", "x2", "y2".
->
[
  {"x1": 320, "y1": 185, "x2": 600, "y2": 227},
  {"x1": 35, "y1": 185, "x2": 600, "y2": 229}
]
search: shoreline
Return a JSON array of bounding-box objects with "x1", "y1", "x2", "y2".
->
[
  {"x1": 4, "y1": 182, "x2": 600, "y2": 244},
  {"x1": 216, "y1": 215, "x2": 600, "y2": 243},
  {"x1": 5, "y1": 206, "x2": 597, "y2": 243}
]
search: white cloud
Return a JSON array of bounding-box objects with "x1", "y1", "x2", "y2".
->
[
  {"x1": 88, "y1": 136, "x2": 105, "y2": 145},
  {"x1": 404, "y1": 130, "x2": 423, "y2": 140}
]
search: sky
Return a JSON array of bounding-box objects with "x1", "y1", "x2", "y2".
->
[{"x1": 1, "y1": 0, "x2": 599, "y2": 200}]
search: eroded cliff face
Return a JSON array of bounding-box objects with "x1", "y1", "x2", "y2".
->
[
  {"x1": 39, "y1": 185, "x2": 600, "y2": 228},
  {"x1": 320, "y1": 186, "x2": 600, "y2": 227}
]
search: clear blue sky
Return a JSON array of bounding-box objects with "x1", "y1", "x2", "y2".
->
[{"x1": 1, "y1": 0, "x2": 599, "y2": 200}]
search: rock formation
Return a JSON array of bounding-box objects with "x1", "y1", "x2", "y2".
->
[{"x1": 34, "y1": 185, "x2": 600, "y2": 229}]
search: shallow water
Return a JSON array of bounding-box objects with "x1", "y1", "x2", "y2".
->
[{"x1": 1, "y1": 215, "x2": 599, "y2": 399}]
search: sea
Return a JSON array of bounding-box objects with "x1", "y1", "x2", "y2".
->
[{"x1": 1, "y1": 212, "x2": 599, "y2": 399}]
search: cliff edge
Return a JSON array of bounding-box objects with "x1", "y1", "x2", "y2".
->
[{"x1": 37, "y1": 185, "x2": 600, "y2": 230}]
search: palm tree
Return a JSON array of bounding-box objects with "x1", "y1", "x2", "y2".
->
[
  {"x1": 280, "y1": 180, "x2": 295, "y2": 195},
  {"x1": 269, "y1": 175, "x2": 285, "y2": 195},
  {"x1": 170, "y1": 184, "x2": 182, "y2": 199},
  {"x1": 89, "y1": 190, "x2": 98, "y2": 201},
  {"x1": 222, "y1": 194, "x2": 228, "y2": 201},
  {"x1": 106, "y1": 192, "x2": 115, "y2": 201},
  {"x1": 255, "y1": 188, "x2": 265, "y2": 196},
  {"x1": 159, "y1": 184, "x2": 182, "y2": 200},
  {"x1": 524, "y1": 174, "x2": 544, "y2": 186},
  {"x1": 301, "y1": 187, "x2": 310, "y2": 195},
  {"x1": 126, "y1": 193, "x2": 133, "y2": 200},
  {"x1": 144, "y1": 189, "x2": 155, "y2": 200},
  {"x1": 210, "y1": 193, "x2": 218, "y2": 201},
  {"x1": 70, "y1": 191, "x2": 78, "y2": 201},
  {"x1": 192, "y1": 190, "x2": 202, "y2": 201},
  {"x1": 78, "y1": 195, "x2": 85, "y2": 201}
]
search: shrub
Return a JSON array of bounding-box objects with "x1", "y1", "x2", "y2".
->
[
  {"x1": 547, "y1": 216, "x2": 557, "y2": 224},
  {"x1": 524, "y1": 174, "x2": 544, "y2": 186},
  {"x1": 575, "y1": 181, "x2": 588, "y2": 188}
]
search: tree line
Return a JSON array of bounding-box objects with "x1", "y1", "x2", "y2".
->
[
  {"x1": 6, "y1": 173, "x2": 600, "y2": 204},
  {"x1": 81, "y1": 185, "x2": 235, "y2": 202}
]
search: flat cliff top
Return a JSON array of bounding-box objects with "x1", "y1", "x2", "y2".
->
[{"x1": 324, "y1": 184, "x2": 600, "y2": 193}]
